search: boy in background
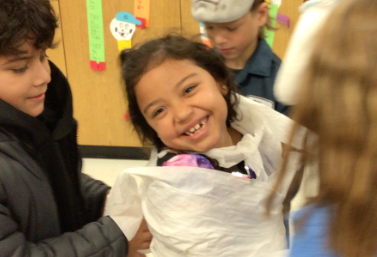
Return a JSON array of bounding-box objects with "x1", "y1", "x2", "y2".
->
[{"x1": 192, "y1": 0, "x2": 289, "y2": 115}]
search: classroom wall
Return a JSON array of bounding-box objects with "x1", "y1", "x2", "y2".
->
[{"x1": 48, "y1": 0, "x2": 303, "y2": 147}]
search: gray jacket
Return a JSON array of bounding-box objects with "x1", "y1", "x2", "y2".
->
[{"x1": 0, "y1": 61, "x2": 128, "y2": 256}]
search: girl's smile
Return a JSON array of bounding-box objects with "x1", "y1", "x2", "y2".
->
[
  {"x1": 182, "y1": 116, "x2": 208, "y2": 136},
  {"x1": 135, "y1": 59, "x2": 235, "y2": 152}
]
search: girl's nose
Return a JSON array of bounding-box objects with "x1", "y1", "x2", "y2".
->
[
  {"x1": 33, "y1": 59, "x2": 51, "y2": 87},
  {"x1": 173, "y1": 102, "x2": 193, "y2": 124}
]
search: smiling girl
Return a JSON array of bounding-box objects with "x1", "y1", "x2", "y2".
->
[
  {"x1": 119, "y1": 35, "x2": 299, "y2": 255},
  {"x1": 121, "y1": 34, "x2": 295, "y2": 177}
]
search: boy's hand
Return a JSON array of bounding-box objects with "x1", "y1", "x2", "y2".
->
[{"x1": 127, "y1": 219, "x2": 153, "y2": 257}]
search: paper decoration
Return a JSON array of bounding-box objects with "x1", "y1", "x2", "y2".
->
[
  {"x1": 110, "y1": 12, "x2": 140, "y2": 52},
  {"x1": 268, "y1": 0, "x2": 282, "y2": 7},
  {"x1": 124, "y1": 111, "x2": 130, "y2": 121},
  {"x1": 199, "y1": 23, "x2": 212, "y2": 47},
  {"x1": 86, "y1": 0, "x2": 106, "y2": 70},
  {"x1": 265, "y1": 3, "x2": 279, "y2": 48},
  {"x1": 117, "y1": 39, "x2": 132, "y2": 52},
  {"x1": 277, "y1": 13, "x2": 290, "y2": 28},
  {"x1": 134, "y1": 0, "x2": 151, "y2": 28},
  {"x1": 110, "y1": 19, "x2": 136, "y2": 41},
  {"x1": 116, "y1": 11, "x2": 142, "y2": 26}
]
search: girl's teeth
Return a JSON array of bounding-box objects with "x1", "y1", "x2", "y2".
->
[{"x1": 184, "y1": 118, "x2": 208, "y2": 136}]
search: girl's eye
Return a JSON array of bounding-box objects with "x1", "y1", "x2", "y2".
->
[
  {"x1": 12, "y1": 65, "x2": 29, "y2": 74},
  {"x1": 153, "y1": 107, "x2": 165, "y2": 117},
  {"x1": 226, "y1": 27, "x2": 237, "y2": 32},
  {"x1": 184, "y1": 85, "x2": 197, "y2": 94}
]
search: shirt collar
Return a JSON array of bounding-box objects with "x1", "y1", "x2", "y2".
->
[{"x1": 236, "y1": 39, "x2": 273, "y2": 83}]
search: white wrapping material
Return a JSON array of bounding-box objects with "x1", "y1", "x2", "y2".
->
[
  {"x1": 274, "y1": 0, "x2": 342, "y2": 105},
  {"x1": 106, "y1": 166, "x2": 296, "y2": 257},
  {"x1": 105, "y1": 95, "x2": 302, "y2": 257}
]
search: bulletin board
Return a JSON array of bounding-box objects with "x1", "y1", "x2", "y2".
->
[{"x1": 49, "y1": 0, "x2": 303, "y2": 148}]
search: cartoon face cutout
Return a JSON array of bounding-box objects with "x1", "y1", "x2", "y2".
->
[{"x1": 110, "y1": 18, "x2": 136, "y2": 41}]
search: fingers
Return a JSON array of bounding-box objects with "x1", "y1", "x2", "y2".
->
[
  {"x1": 138, "y1": 218, "x2": 149, "y2": 231},
  {"x1": 130, "y1": 232, "x2": 152, "y2": 249},
  {"x1": 129, "y1": 218, "x2": 153, "y2": 251},
  {"x1": 138, "y1": 240, "x2": 151, "y2": 250},
  {"x1": 141, "y1": 229, "x2": 153, "y2": 240}
]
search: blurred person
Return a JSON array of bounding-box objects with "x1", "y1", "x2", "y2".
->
[{"x1": 268, "y1": 0, "x2": 377, "y2": 256}]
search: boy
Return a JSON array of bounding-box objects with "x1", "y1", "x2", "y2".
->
[
  {"x1": 192, "y1": 0, "x2": 289, "y2": 115},
  {"x1": 0, "y1": 0, "x2": 151, "y2": 256}
]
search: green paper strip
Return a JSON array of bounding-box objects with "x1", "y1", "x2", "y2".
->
[
  {"x1": 86, "y1": 0, "x2": 105, "y2": 63},
  {"x1": 265, "y1": 3, "x2": 279, "y2": 48}
]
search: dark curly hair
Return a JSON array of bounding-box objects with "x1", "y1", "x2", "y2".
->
[
  {"x1": 120, "y1": 34, "x2": 240, "y2": 150},
  {"x1": 0, "y1": 0, "x2": 58, "y2": 56}
]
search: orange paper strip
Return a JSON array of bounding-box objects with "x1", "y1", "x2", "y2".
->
[{"x1": 134, "y1": 0, "x2": 150, "y2": 27}]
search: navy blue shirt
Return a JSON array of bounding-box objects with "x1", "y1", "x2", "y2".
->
[{"x1": 233, "y1": 39, "x2": 289, "y2": 115}]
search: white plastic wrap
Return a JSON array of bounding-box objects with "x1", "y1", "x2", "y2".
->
[
  {"x1": 105, "y1": 166, "x2": 294, "y2": 257},
  {"x1": 104, "y1": 95, "x2": 301, "y2": 257}
]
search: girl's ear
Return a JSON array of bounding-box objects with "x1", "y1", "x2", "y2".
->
[
  {"x1": 256, "y1": 2, "x2": 269, "y2": 27},
  {"x1": 218, "y1": 82, "x2": 229, "y2": 96}
]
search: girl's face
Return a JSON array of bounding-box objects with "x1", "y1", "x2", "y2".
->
[
  {"x1": 0, "y1": 41, "x2": 51, "y2": 117},
  {"x1": 135, "y1": 59, "x2": 233, "y2": 152}
]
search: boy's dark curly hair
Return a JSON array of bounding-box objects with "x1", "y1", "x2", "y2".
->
[{"x1": 0, "y1": 0, "x2": 58, "y2": 56}]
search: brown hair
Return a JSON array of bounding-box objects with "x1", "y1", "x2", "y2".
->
[
  {"x1": 120, "y1": 35, "x2": 240, "y2": 150},
  {"x1": 0, "y1": 0, "x2": 58, "y2": 56},
  {"x1": 267, "y1": 0, "x2": 377, "y2": 256},
  {"x1": 251, "y1": 0, "x2": 276, "y2": 39}
]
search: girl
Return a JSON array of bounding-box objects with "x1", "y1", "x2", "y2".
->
[
  {"x1": 268, "y1": 0, "x2": 377, "y2": 256},
  {"x1": 120, "y1": 35, "x2": 293, "y2": 179},
  {"x1": 118, "y1": 35, "x2": 300, "y2": 256}
]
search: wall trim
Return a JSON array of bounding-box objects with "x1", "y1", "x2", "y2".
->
[{"x1": 79, "y1": 145, "x2": 150, "y2": 160}]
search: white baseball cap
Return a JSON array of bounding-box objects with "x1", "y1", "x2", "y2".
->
[{"x1": 192, "y1": 0, "x2": 255, "y2": 23}]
